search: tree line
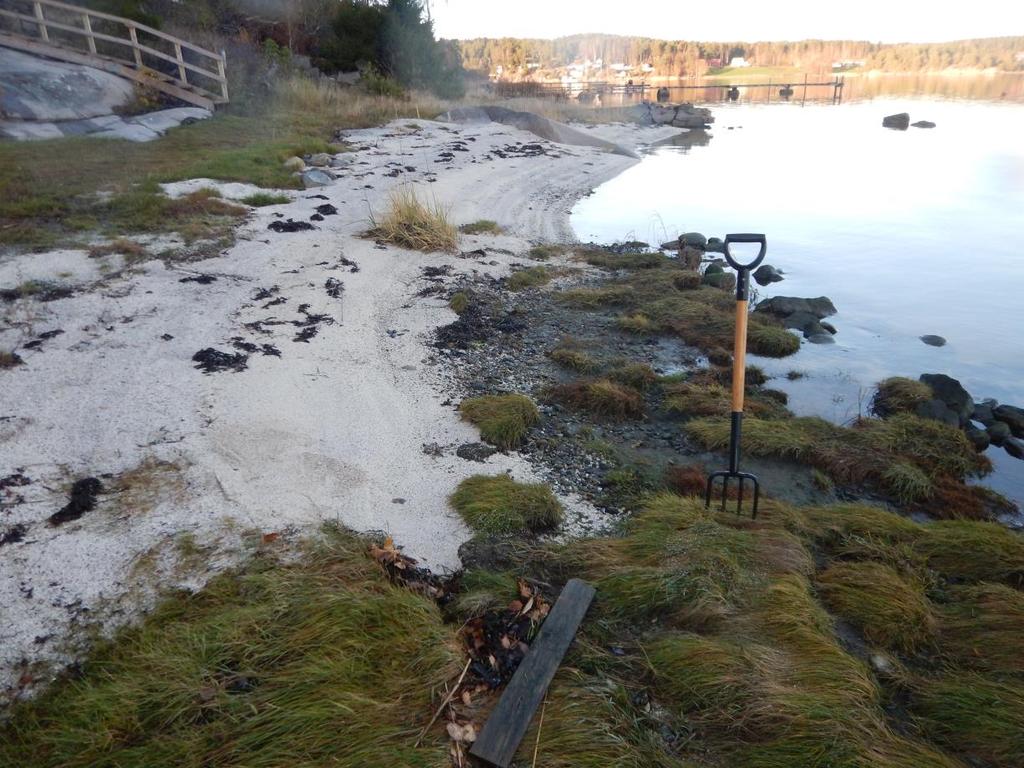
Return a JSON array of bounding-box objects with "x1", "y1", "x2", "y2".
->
[{"x1": 458, "y1": 34, "x2": 1024, "y2": 77}]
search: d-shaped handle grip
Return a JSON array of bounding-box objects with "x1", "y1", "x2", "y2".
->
[{"x1": 723, "y1": 234, "x2": 767, "y2": 270}]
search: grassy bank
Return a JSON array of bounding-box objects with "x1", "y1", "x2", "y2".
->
[
  {"x1": 6, "y1": 495, "x2": 1023, "y2": 767},
  {"x1": 0, "y1": 79, "x2": 444, "y2": 249}
]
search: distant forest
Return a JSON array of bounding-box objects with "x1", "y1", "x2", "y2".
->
[{"x1": 458, "y1": 35, "x2": 1024, "y2": 77}]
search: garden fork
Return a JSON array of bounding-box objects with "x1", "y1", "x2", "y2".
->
[{"x1": 705, "y1": 233, "x2": 767, "y2": 519}]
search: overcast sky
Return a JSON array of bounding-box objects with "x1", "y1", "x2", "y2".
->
[{"x1": 431, "y1": 0, "x2": 1024, "y2": 43}]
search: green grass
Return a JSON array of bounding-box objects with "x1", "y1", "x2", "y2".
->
[
  {"x1": 548, "y1": 379, "x2": 645, "y2": 419},
  {"x1": 548, "y1": 345, "x2": 599, "y2": 372},
  {"x1": 0, "y1": 76, "x2": 443, "y2": 249},
  {"x1": 0, "y1": 525, "x2": 460, "y2": 767},
  {"x1": 506, "y1": 265, "x2": 553, "y2": 291},
  {"x1": 448, "y1": 291, "x2": 470, "y2": 314},
  {"x1": 367, "y1": 186, "x2": 457, "y2": 253},
  {"x1": 686, "y1": 412, "x2": 988, "y2": 504},
  {"x1": 558, "y1": 268, "x2": 801, "y2": 359},
  {"x1": 606, "y1": 361, "x2": 658, "y2": 391},
  {"x1": 937, "y1": 583, "x2": 1024, "y2": 674},
  {"x1": 458, "y1": 219, "x2": 503, "y2": 234},
  {"x1": 576, "y1": 248, "x2": 668, "y2": 271},
  {"x1": 458, "y1": 393, "x2": 540, "y2": 449},
  {"x1": 527, "y1": 244, "x2": 567, "y2": 261},
  {"x1": 872, "y1": 376, "x2": 933, "y2": 417},
  {"x1": 240, "y1": 192, "x2": 291, "y2": 207},
  {"x1": 816, "y1": 561, "x2": 935, "y2": 653},
  {"x1": 910, "y1": 673, "x2": 1024, "y2": 766},
  {"x1": 449, "y1": 475, "x2": 563, "y2": 535}
]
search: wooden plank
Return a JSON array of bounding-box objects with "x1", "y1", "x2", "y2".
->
[
  {"x1": 127, "y1": 24, "x2": 142, "y2": 67},
  {"x1": 33, "y1": 1, "x2": 49, "y2": 42},
  {"x1": 81, "y1": 12, "x2": 96, "y2": 55},
  {"x1": 469, "y1": 578, "x2": 596, "y2": 768}
]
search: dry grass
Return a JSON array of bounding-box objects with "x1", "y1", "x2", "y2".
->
[
  {"x1": 367, "y1": 186, "x2": 457, "y2": 252},
  {"x1": 87, "y1": 238, "x2": 148, "y2": 260},
  {"x1": 1, "y1": 350, "x2": 25, "y2": 369},
  {"x1": 548, "y1": 379, "x2": 645, "y2": 419},
  {"x1": 448, "y1": 291, "x2": 470, "y2": 314},
  {"x1": 937, "y1": 583, "x2": 1024, "y2": 674}
]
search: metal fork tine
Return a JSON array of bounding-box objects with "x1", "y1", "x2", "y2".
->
[{"x1": 737, "y1": 477, "x2": 744, "y2": 516}]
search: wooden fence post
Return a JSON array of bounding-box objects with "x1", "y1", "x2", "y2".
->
[
  {"x1": 127, "y1": 23, "x2": 142, "y2": 67},
  {"x1": 82, "y1": 12, "x2": 96, "y2": 55},
  {"x1": 218, "y1": 51, "x2": 229, "y2": 101},
  {"x1": 173, "y1": 41, "x2": 187, "y2": 83},
  {"x1": 33, "y1": 1, "x2": 49, "y2": 42}
]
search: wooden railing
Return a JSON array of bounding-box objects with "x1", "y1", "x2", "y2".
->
[{"x1": 0, "y1": 0, "x2": 228, "y2": 109}]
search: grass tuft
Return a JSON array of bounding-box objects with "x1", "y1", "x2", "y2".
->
[
  {"x1": 240, "y1": 192, "x2": 291, "y2": 207},
  {"x1": 507, "y1": 265, "x2": 553, "y2": 291},
  {"x1": 448, "y1": 291, "x2": 470, "y2": 315},
  {"x1": 368, "y1": 186, "x2": 457, "y2": 252},
  {"x1": 937, "y1": 583, "x2": 1024, "y2": 674},
  {"x1": 87, "y1": 237, "x2": 148, "y2": 260},
  {"x1": 459, "y1": 219, "x2": 502, "y2": 235},
  {"x1": 527, "y1": 244, "x2": 567, "y2": 261},
  {"x1": 816, "y1": 561, "x2": 935, "y2": 653},
  {"x1": 458, "y1": 394, "x2": 539, "y2": 450},
  {"x1": 872, "y1": 376, "x2": 934, "y2": 417},
  {"x1": 450, "y1": 475, "x2": 563, "y2": 535},
  {"x1": 548, "y1": 379, "x2": 644, "y2": 419}
]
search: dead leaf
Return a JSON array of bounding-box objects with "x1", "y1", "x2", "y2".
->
[
  {"x1": 461, "y1": 689, "x2": 472, "y2": 706},
  {"x1": 261, "y1": 532, "x2": 280, "y2": 543}
]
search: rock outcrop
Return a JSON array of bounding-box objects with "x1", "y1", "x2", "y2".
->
[{"x1": 632, "y1": 102, "x2": 713, "y2": 129}]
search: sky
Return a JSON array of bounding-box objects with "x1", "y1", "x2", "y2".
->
[{"x1": 430, "y1": 0, "x2": 1024, "y2": 43}]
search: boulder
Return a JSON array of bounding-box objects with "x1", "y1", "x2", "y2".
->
[
  {"x1": 988, "y1": 421, "x2": 1011, "y2": 446},
  {"x1": 964, "y1": 424, "x2": 991, "y2": 452},
  {"x1": 705, "y1": 237, "x2": 726, "y2": 254},
  {"x1": 919, "y1": 373, "x2": 973, "y2": 425},
  {"x1": 915, "y1": 398, "x2": 961, "y2": 428},
  {"x1": 755, "y1": 296, "x2": 837, "y2": 319},
  {"x1": 307, "y1": 153, "x2": 333, "y2": 167},
  {"x1": 1005, "y1": 437, "x2": 1024, "y2": 461},
  {"x1": 920, "y1": 334, "x2": 946, "y2": 347},
  {"x1": 972, "y1": 400, "x2": 997, "y2": 426},
  {"x1": 993, "y1": 404, "x2": 1024, "y2": 437},
  {"x1": 680, "y1": 232, "x2": 707, "y2": 249},
  {"x1": 660, "y1": 239, "x2": 680, "y2": 251},
  {"x1": 704, "y1": 263, "x2": 724, "y2": 275},
  {"x1": 283, "y1": 156, "x2": 305, "y2": 171},
  {"x1": 782, "y1": 310, "x2": 824, "y2": 335},
  {"x1": 820, "y1": 321, "x2": 838, "y2": 335},
  {"x1": 753, "y1": 264, "x2": 784, "y2": 285},
  {"x1": 330, "y1": 153, "x2": 356, "y2": 168},
  {"x1": 882, "y1": 113, "x2": 910, "y2": 130},
  {"x1": 300, "y1": 169, "x2": 334, "y2": 188},
  {"x1": 807, "y1": 333, "x2": 836, "y2": 345},
  {"x1": 912, "y1": 120, "x2": 936, "y2": 128}
]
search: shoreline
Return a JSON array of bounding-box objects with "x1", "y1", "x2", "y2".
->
[{"x1": 0, "y1": 117, "x2": 680, "y2": 702}]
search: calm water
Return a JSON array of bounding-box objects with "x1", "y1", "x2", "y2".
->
[{"x1": 572, "y1": 97, "x2": 1024, "y2": 510}]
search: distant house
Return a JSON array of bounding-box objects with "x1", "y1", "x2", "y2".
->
[
  {"x1": 1016, "y1": 52, "x2": 1024, "y2": 63},
  {"x1": 832, "y1": 60, "x2": 866, "y2": 70},
  {"x1": 704, "y1": 57, "x2": 723, "y2": 68},
  {"x1": 729, "y1": 57, "x2": 751, "y2": 68},
  {"x1": 640, "y1": 62, "x2": 654, "y2": 72}
]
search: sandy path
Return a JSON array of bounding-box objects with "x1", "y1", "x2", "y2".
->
[{"x1": 0, "y1": 118, "x2": 682, "y2": 700}]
